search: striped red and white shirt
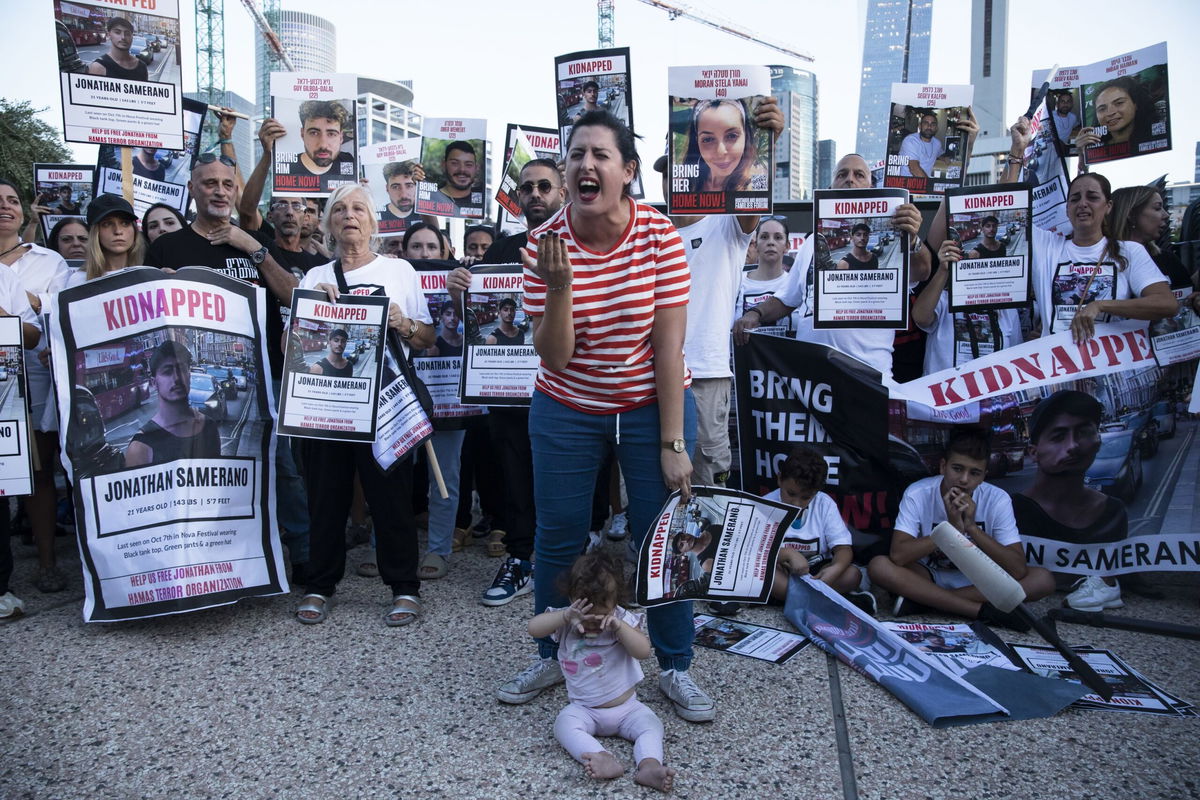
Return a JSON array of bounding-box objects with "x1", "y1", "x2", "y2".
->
[{"x1": 524, "y1": 198, "x2": 690, "y2": 413}]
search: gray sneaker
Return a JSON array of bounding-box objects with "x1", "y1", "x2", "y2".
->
[
  {"x1": 496, "y1": 658, "x2": 564, "y2": 704},
  {"x1": 658, "y1": 668, "x2": 715, "y2": 722}
]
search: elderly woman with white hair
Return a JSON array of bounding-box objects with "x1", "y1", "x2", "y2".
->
[{"x1": 295, "y1": 184, "x2": 434, "y2": 626}]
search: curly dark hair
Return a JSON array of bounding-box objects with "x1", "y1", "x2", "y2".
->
[
  {"x1": 777, "y1": 446, "x2": 828, "y2": 492},
  {"x1": 562, "y1": 550, "x2": 627, "y2": 608}
]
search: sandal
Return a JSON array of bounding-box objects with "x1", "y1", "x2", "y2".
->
[
  {"x1": 356, "y1": 562, "x2": 380, "y2": 578},
  {"x1": 486, "y1": 529, "x2": 507, "y2": 558},
  {"x1": 385, "y1": 594, "x2": 421, "y2": 627},
  {"x1": 418, "y1": 552, "x2": 448, "y2": 580},
  {"x1": 296, "y1": 593, "x2": 331, "y2": 624},
  {"x1": 451, "y1": 527, "x2": 471, "y2": 552},
  {"x1": 35, "y1": 566, "x2": 67, "y2": 593}
]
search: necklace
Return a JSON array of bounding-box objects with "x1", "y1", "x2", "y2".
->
[{"x1": 0, "y1": 241, "x2": 28, "y2": 260}]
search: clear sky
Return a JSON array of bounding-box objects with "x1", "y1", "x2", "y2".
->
[{"x1": 9, "y1": 0, "x2": 1199, "y2": 201}]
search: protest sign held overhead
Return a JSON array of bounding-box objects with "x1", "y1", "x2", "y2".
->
[
  {"x1": 32, "y1": 163, "x2": 94, "y2": 241},
  {"x1": 1079, "y1": 43, "x2": 1170, "y2": 165},
  {"x1": 271, "y1": 72, "x2": 358, "y2": 198},
  {"x1": 498, "y1": 124, "x2": 560, "y2": 235},
  {"x1": 360, "y1": 138, "x2": 423, "y2": 237},
  {"x1": 666, "y1": 65, "x2": 772, "y2": 216},
  {"x1": 0, "y1": 318, "x2": 34, "y2": 498},
  {"x1": 459, "y1": 264, "x2": 537, "y2": 407},
  {"x1": 495, "y1": 128, "x2": 539, "y2": 221},
  {"x1": 555, "y1": 47, "x2": 634, "y2": 156},
  {"x1": 811, "y1": 188, "x2": 911, "y2": 329},
  {"x1": 945, "y1": 184, "x2": 1032, "y2": 312},
  {"x1": 278, "y1": 289, "x2": 387, "y2": 442},
  {"x1": 48, "y1": 267, "x2": 286, "y2": 622},
  {"x1": 55, "y1": 0, "x2": 186, "y2": 151},
  {"x1": 95, "y1": 97, "x2": 206, "y2": 218},
  {"x1": 417, "y1": 118, "x2": 487, "y2": 219},
  {"x1": 884, "y1": 84, "x2": 973, "y2": 196}
]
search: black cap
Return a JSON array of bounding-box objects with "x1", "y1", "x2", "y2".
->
[
  {"x1": 1028, "y1": 390, "x2": 1103, "y2": 443},
  {"x1": 87, "y1": 194, "x2": 136, "y2": 228}
]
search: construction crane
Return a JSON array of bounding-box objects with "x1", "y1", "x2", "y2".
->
[
  {"x1": 613, "y1": 0, "x2": 814, "y2": 63},
  {"x1": 195, "y1": 0, "x2": 225, "y2": 143},
  {"x1": 241, "y1": 0, "x2": 295, "y2": 125}
]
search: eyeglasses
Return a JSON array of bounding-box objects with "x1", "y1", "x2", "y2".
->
[
  {"x1": 518, "y1": 180, "x2": 555, "y2": 195},
  {"x1": 271, "y1": 201, "x2": 307, "y2": 212},
  {"x1": 196, "y1": 153, "x2": 237, "y2": 167},
  {"x1": 759, "y1": 214, "x2": 788, "y2": 222}
]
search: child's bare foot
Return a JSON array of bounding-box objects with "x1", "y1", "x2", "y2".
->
[
  {"x1": 635, "y1": 758, "x2": 676, "y2": 792},
  {"x1": 581, "y1": 751, "x2": 623, "y2": 780}
]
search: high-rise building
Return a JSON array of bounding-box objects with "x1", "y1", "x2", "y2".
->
[
  {"x1": 817, "y1": 139, "x2": 837, "y2": 190},
  {"x1": 185, "y1": 90, "x2": 256, "y2": 170},
  {"x1": 1194, "y1": 141, "x2": 1200, "y2": 182},
  {"x1": 255, "y1": 10, "x2": 337, "y2": 119},
  {"x1": 969, "y1": 0, "x2": 1008, "y2": 140},
  {"x1": 770, "y1": 65, "x2": 818, "y2": 201},
  {"x1": 855, "y1": 0, "x2": 932, "y2": 169},
  {"x1": 357, "y1": 78, "x2": 422, "y2": 145}
]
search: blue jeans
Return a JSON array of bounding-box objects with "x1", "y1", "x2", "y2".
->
[
  {"x1": 530, "y1": 390, "x2": 697, "y2": 671},
  {"x1": 426, "y1": 429, "x2": 465, "y2": 557},
  {"x1": 273, "y1": 378, "x2": 310, "y2": 565}
]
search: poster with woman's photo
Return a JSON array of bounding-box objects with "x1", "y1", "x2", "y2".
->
[
  {"x1": 47, "y1": 267, "x2": 286, "y2": 622},
  {"x1": 666, "y1": 65, "x2": 772, "y2": 216},
  {"x1": 0, "y1": 318, "x2": 34, "y2": 497},
  {"x1": 278, "y1": 289, "x2": 387, "y2": 442},
  {"x1": 415, "y1": 118, "x2": 487, "y2": 219},
  {"x1": 55, "y1": 0, "x2": 185, "y2": 150},
  {"x1": 459, "y1": 263, "x2": 537, "y2": 406},
  {"x1": 1079, "y1": 43, "x2": 1171, "y2": 164},
  {"x1": 413, "y1": 263, "x2": 485, "y2": 420},
  {"x1": 811, "y1": 188, "x2": 911, "y2": 329},
  {"x1": 498, "y1": 124, "x2": 560, "y2": 235},
  {"x1": 884, "y1": 83, "x2": 974, "y2": 195},
  {"x1": 635, "y1": 487, "x2": 797, "y2": 607},
  {"x1": 32, "y1": 164, "x2": 94, "y2": 240},
  {"x1": 945, "y1": 184, "x2": 1032, "y2": 311},
  {"x1": 95, "y1": 97, "x2": 206, "y2": 218},
  {"x1": 270, "y1": 72, "x2": 359, "y2": 198},
  {"x1": 360, "y1": 138, "x2": 423, "y2": 238}
]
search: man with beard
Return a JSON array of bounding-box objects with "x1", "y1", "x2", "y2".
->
[
  {"x1": 462, "y1": 225, "x2": 495, "y2": 267},
  {"x1": 295, "y1": 101, "x2": 355, "y2": 178},
  {"x1": 87, "y1": 17, "x2": 148, "y2": 81},
  {"x1": 445, "y1": 157, "x2": 564, "y2": 608},
  {"x1": 1050, "y1": 91, "x2": 1080, "y2": 147},
  {"x1": 427, "y1": 141, "x2": 481, "y2": 215},
  {"x1": 379, "y1": 161, "x2": 423, "y2": 235},
  {"x1": 898, "y1": 112, "x2": 945, "y2": 179},
  {"x1": 299, "y1": 198, "x2": 331, "y2": 260},
  {"x1": 125, "y1": 341, "x2": 222, "y2": 468},
  {"x1": 485, "y1": 297, "x2": 524, "y2": 345}
]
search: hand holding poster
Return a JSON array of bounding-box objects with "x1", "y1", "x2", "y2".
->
[
  {"x1": 666, "y1": 65, "x2": 772, "y2": 216},
  {"x1": 884, "y1": 84, "x2": 973, "y2": 195},
  {"x1": 1079, "y1": 43, "x2": 1171, "y2": 164},
  {"x1": 270, "y1": 73, "x2": 359, "y2": 198},
  {"x1": 458, "y1": 264, "x2": 538, "y2": 406},
  {"x1": 360, "y1": 138, "x2": 424, "y2": 237},
  {"x1": 414, "y1": 263, "x2": 486, "y2": 420},
  {"x1": 811, "y1": 188, "x2": 911, "y2": 329},
  {"x1": 495, "y1": 129, "x2": 539, "y2": 220},
  {"x1": 635, "y1": 487, "x2": 798, "y2": 607},
  {"x1": 0, "y1": 318, "x2": 34, "y2": 497},
  {"x1": 417, "y1": 118, "x2": 487, "y2": 219},
  {"x1": 55, "y1": 0, "x2": 185, "y2": 150},
  {"x1": 49, "y1": 267, "x2": 286, "y2": 621},
  {"x1": 946, "y1": 184, "x2": 1032, "y2": 311},
  {"x1": 31, "y1": 164, "x2": 94, "y2": 241},
  {"x1": 278, "y1": 289, "x2": 387, "y2": 441}
]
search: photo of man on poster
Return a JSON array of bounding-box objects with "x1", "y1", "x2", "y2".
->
[
  {"x1": 308, "y1": 328, "x2": 354, "y2": 378},
  {"x1": 86, "y1": 16, "x2": 147, "y2": 82},
  {"x1": 125, "y1": 340, "x2": 223, "y2": 468},
  {"x1": 484, "y1": 297, "x2": 526, "y2": 346},
  {"x1": 898, "y1": 111, "x2": 945, "y2": 179},
  {"x1": 295, "y1": 100, "x2": 355, "y2": 178},
  {"x1": 427, "y1": 141, "x2": 481, "y2": 213},
  {"x1": 380, "y1": 161, "x2": 422, "y2": 229},
  {"x1": 836, "y1": 223, "x2": 881, "y2": 270}
]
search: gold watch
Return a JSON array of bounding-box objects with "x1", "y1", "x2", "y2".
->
[{"x1": 662, "y1": 438, "x2": 685, "y2": 453}]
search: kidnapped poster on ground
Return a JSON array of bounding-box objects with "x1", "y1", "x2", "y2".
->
[
  {"x1": 945, "y1": 184, "x2": 1032, "y2": 311},
  {"x1": 49, "y1": 268, "x2": 286, "y2": 622},
  {"x1": 634, "y1": 486, "x2": 797, "y2": 607},
  {"x1": 278, "y1": 289, "x2": 387, "y2": 442},
  {"x1": 32, "y1": 164, "x2": 94, "y2": 241},
  {"x1": 666, "y1": 65, "x2": 772, "y2": 216},
  {"x1": 416, "y1": 118, "x2": 487, "y2": 219},
  {"x1": 459, "y1": 264, "x2": 537, "y2": 406},
  {"x1": 361, "y1": 138, "x2": 423, "y2": 238},
  {"x1": 0, "y1": 318, "x2": 34, "y2": 497},
  {"x1": 883, "y1": 83, "x2": 973, "y2": 195},
  {"x1": 96, "y1": 97, "x2": 206, "y2": 218},
  {"x1": 271, "y1": 73, "x2": 359, "y2": 198},
  {"x1": 55, "y1": 0, "x2": 186, "y2": 151},
  {"x1": 811, "y1": 188, "x2": 910, "y2": 329}
]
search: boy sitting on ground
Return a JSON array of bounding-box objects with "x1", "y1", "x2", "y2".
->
[{"x1": 868, "y1": 427, "x2": 1054, "y2": 630}]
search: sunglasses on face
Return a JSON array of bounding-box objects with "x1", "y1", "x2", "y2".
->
[
  {"x1": 196, "y1": 153, "x2": 237, "y2": 167},
  {"x1": 519, "y1": 180, "x2": 555, "y2": 195}
]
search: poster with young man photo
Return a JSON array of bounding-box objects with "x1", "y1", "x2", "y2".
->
[
  {"x1": 416, "y1": 118, "x2": 487, "y2": 219},
  {"x1": 270, "y1": 73, "x2": 359, "y2": 198},
  {"x1": 883, "y1": 83, "x2": 974, "y2": 196}
]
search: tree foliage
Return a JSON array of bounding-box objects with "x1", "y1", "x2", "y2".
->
[{"x1": 0, "y1": 99, "x2": 72, "y2": 205}]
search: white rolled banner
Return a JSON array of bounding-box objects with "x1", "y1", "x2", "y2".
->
[{"x1": 930, "y1": 521, "x2": 1026, "y2": 612}]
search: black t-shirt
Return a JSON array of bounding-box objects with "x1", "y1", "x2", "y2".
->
[
  {"x1": 94, "y1": 54, "x2": 148, "y2": 82},
  {"x1": 1152, "y1": 250, "x2": 1193, "y2": 290},
  {"x1": 480, "y1": 232, "x2": 528, "y2": 266},
  {"x1": 379, "y1": 207, "x2": 423, "y2": 236},
  {"x1": 1010, "y1": 492, "x2": 1128, "y2": 546},
  {"x1": 254, "y1": 219, "x2": 327, "y2": 276},
  {"x1": 145, "y1": 225, "x2": 286, "y2": 378},
  {"x1": 133, "y1": 158, "x2": 168, "y2": 182},
  {"x1": 974, "y1": 240, "x2": 1007, "y2": 258}
]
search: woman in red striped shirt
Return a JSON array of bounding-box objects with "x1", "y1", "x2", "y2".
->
[{"x1": 496, "y1": 111, "x2": 713, "y2": 726}]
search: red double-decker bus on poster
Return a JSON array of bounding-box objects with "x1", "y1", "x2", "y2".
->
[
  {"x1": 55, "y1": 1, "x2": 106, "y2": 47},
  {"x1": 75, "y1": 343, "x2": 151, "y2": 421}
]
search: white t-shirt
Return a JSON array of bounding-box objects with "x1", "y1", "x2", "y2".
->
[
  {"x1": 301, "y1": 255, "x2": 432, "y2": 357},
  {"x1": 550, "y1": 605, "x2": 646, "y2": 707},
  {"x1": 775, "y1": 236, "x2": 896, "y2": 380},
  {"x1": 898, "y1": 133, "x2": 944, "y2": 177},
  {"x1": 894, "y1": 476, "x2": 1020, "y2": 575},
  {"x1": 679, "y1": 215, "x2": 749, "y2": 378},
  {"x1": 920, "y1": 293, "x2": 1024, "y2": 374},
  {"x1": 1051, "y1": 111, "x2": 1078, "y2": 144},
  {"x1": 739, "y1": 270, "x2": 800, "y2": 339},
  {"x1": 1031, "y1": 230, "x2": 1165, "y2": 336},
  {"x1": 764, "y1": 488, "x2": 852, "y2": 559}
]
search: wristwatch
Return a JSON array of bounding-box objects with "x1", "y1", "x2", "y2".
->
[
  {"x1": 662, "y1": 438, "x2": 686, "y2": 453},
  {"x1": 400, "y1": 319, "x2": 418, "y2": 339},
  {"x1": 249, "y1": 246, "x2": 268, "y2": 265}
]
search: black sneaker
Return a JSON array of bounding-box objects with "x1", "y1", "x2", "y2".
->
[
  {"x1": 847, "y1": 590, "x2": 878, "y2": 616},
  {"x1": 481, "y1": 557, "x2": 533, "y2": 607},
  {"x1": 707, "y1": 601, "x2": 742, "y2": 616},
  {"x1": 891, "y1": 595, "x2": 931, "y2": 617}
]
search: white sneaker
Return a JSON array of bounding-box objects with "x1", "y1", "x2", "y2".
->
[
  {"x1": 658, "y1": 668, "x2": 715, "y2": 722},
  {"x1": 1066, "y1": 576, "x2": 1124, "y2": 612},
  {"x1": 496, "y1": 658, "x2": 563, "y2": 704},
  {"x1": 606, "y1": 510, "x2": 629, "y2": 541},
  {"x1": 0, "y1": 591, "x2": 25, "y2": 620}
]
